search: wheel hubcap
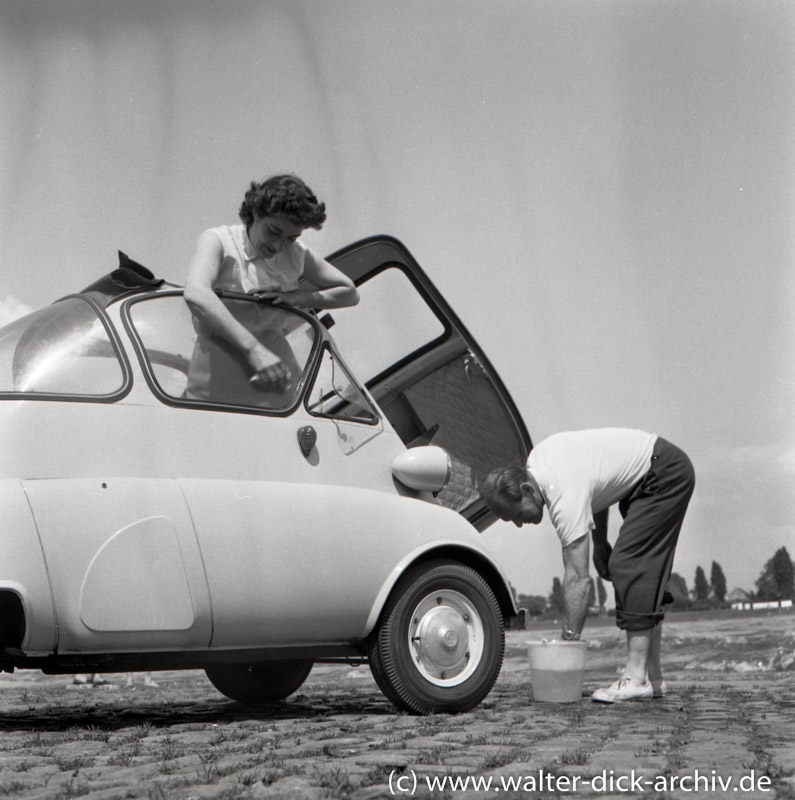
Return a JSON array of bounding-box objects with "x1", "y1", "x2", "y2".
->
[{"x1": 408, "y1": 589, "x2": 484, "y2": 686}]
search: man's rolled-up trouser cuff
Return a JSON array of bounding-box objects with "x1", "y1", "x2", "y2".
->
[{"x1": 614, "y1": 607, "x2": 666, "y2": 631}]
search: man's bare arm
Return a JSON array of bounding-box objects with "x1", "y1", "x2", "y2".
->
[{"x1": 561, "y1": 534, "x2": 592, "y2": 636}]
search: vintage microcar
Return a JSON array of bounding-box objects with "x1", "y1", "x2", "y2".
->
[{"x1": 0, "y1": 236, "x2": 531, "y2": 714}]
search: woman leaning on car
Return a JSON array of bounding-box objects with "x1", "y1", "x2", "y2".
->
[{"x1": 183, "y1": 174, "x2": 359, "y2": 398}]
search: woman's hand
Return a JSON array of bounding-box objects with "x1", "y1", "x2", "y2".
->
[
  {"x1": 252, "y1": 254, "x2": 359, "y2": 311},
  {"x1": 255, "y1": 289, "x2": 313, "y2": 307},
  {"x1": 246, "y1": 342, "x2": 292, "y2": 392}
]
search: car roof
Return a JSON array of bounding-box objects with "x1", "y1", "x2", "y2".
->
[{"x1": 79, "y1": 251, "x2": 166, "y2": 307}]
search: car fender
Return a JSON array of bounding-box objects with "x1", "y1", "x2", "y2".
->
[
  {"x1": 22, "y1": 477, "x2": 212, "y2": 653},
  {"x1": 360, "y1": 503, "x2": 519, "y2": 639}
]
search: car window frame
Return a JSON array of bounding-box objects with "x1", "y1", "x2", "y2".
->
[
  {"x1": 121, "y1": 289, "x2": 327, "y2": 418},
  {"x1": 327, "y1": 261, "x2": 454, "y2": 391},
  {"x1": 305, "y1": 342, "x2": 382, "y2": 427},
  {"x1": 0, "y1": 294, "x2": 133, "y2": 404}
]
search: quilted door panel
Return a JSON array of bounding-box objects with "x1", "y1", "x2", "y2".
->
[{"x1": 404, "y1": 355, "x2": 525, "y2": 512}]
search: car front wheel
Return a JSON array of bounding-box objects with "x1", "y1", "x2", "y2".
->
[
  {"x1": 368, "y1": 560, "x2": 504, "y2": 714},
  {"x1": 205, "y1": 660, "x2": 312, "y2": 704}
]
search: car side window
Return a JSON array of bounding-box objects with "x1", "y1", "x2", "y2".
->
[
  {"x1": 127, "y1": 294, "x2": 318, "y2": 412},
  {"x1": 0, "y1": 297, "x2": 125, "y2": 397},
  {"x1": 306, "y1": 345, "x2": 379, "y2": 425}
]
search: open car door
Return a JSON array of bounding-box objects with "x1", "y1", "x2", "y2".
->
[{"x1": 313, "y1": 235, "x2": 531, "y2": 531}]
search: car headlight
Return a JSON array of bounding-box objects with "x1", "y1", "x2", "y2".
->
[{"x1": 391, "y1": 446, "x2": 452, "y2": 493}]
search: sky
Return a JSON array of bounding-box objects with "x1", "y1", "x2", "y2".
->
[{"x1": 1, "y1": 0, "x2": 793, "y2": 598}]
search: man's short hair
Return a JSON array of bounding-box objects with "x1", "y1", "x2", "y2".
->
[{"x1": 482, "y1": 466, "x2": 530, "y2": 511}]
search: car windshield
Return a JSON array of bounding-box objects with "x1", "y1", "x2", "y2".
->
[
  {"x1": 0, "y1": 297, "x2": 125, "y2": 397},
  {"x1": 128, "y1": 294, "x2": 318, "y2": 412}
]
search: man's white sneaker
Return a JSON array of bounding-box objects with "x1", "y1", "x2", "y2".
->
[{"x1": 592, "y1": 676, "x2": 653, "y2": 703}]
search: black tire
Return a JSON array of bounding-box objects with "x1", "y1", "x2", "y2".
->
[
  {"x1": 368, "y1": 560, "x2": 504, "y2": 714},
  {"x1": 205, "y1": 660, "x2": 312, "y2": 704},
  {"x1": 367, "y1": 633, "x2": 405, "y2": 709}
]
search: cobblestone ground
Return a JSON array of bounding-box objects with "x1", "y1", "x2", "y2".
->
[{"x1": 0, "y1": 612, "x2": 792, "y2": 800}]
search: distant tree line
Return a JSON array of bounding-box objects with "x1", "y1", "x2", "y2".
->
[
  {"x1": 667, "y1": 546, "x2": 793, "y2": 610},
  {"x1": 513, "y1": 546, "x2": 793, "y2": 617},
  {"x1": 753, "y1": 546, "x2": 794, "y2": 601}
]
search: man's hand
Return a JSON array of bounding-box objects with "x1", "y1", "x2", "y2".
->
[{"x1": 592, "y1": 541, "x2": 613, "y2": 581}]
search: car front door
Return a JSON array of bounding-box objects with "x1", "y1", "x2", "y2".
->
[{"x1": 317, "y1": 236, "x2": 532, "y2": 531}]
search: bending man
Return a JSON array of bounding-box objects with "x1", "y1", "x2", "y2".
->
[{"x1": 483, "y1": 428, "x2": 695, "y2": 703}]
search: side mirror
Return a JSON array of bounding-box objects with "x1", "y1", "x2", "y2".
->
[{"x1": 391, "y1": 446, "x2": 451, "y2": 493}]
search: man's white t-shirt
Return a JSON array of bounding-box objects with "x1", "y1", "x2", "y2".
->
[{"x1": 527, "y1": 428, "x2": 657, "y2": 547}]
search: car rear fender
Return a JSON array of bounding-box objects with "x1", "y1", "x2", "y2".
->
[
  {"x1": 361, "y1": 540, "x2": 521, "y2": 639},
  {"x1": 0, "y1": 481, "x2": 57, "y2": 654}
]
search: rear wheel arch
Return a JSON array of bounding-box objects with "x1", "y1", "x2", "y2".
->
[{"x1": 0, "y1": 591, "x2": 26, "y2": 650}]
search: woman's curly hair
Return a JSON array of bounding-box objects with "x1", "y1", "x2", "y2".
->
[{"x1": 238, "y1": 174, "x2": 326, "y2": 230}]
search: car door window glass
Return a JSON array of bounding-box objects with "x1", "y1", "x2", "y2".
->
[
  {"x1": 0, "y1": 297, "x2": 124, "y2": 397},
  {"x1": 306, "y1": 346, "x2": 379, "y2": 425},
  {"x1": 128, "y1": 294, "x2": 317, "y2": 411}
]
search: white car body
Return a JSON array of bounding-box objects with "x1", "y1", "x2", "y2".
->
[{"x1": 0, "y1": 236, "x2": 531, "y2": 713}]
